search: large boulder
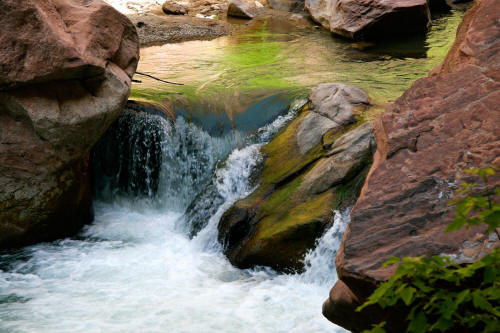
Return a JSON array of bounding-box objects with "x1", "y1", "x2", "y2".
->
[
  {"x1": 323, "y1": 0, "x2": 500, "y2": 331},
  {"x1": 0, "y1": 0, "x2": 139, "y2": 248},
  {"x1": 305, "y1": 0, "x2": 432, "y2": 40},
  {"x1": 218, "y1": 85, "x2": 375, "y2": 272}
]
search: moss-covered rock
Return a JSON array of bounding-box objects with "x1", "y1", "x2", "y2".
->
[{"x1": 218, "y1": 83, "x2": 376, "y2": 272}]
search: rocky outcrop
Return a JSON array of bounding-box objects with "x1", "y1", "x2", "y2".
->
[
  {"x1": 305, "y1": 0, "x2": 432, "y2": 40},
  {"x1": 0, "y1": 0, "x2": 139, "y2": 248},
  {"x1": 323, "y1": 0, "x2": 500, "y2": 331},
  {"x1": 218, "y1": 84, "x2": 376, "y2": 272}
]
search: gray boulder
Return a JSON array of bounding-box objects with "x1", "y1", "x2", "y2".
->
[
  {"x1": 296, "y1": 83, "x2": 369, "y2": 154},
  {"x1": 300, "y1": 122, "x2": 376, "y2": 194}
]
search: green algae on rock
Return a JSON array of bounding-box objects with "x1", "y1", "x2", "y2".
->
[{"x1": 218, "y1": 83, "x2": 376, "y2": 272}]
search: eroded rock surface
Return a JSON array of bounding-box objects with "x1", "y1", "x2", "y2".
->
[
  {"x1": 305, "y1": 0, "x2": 432, "y2": 40},
  {"x1": 323, "y1": 0, "x2": 500, "y2": 330},
  {"x1": 218, "y1": 85, "x2": 375, "y2": 272},
  {"x1": 297, "y1": 83, "x2": 369, "y2": 154},
  {"x1": 268, "y1": 0, "x2": 304, "y2": 12},
  {"x1": 0, "y1": 0, "x2": 139, "y2": 248}
]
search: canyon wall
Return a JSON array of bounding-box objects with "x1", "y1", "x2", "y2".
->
[{"x1": 323, "y1": 0, "x2": 500, "y2": 331}]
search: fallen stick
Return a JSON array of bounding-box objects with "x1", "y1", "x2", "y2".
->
[{"x1": 134, "y1": 71, "x2": 184, "y2": 85}]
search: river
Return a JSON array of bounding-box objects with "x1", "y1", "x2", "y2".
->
[{"x1": 0, "y1": 8, "x2": 465, "y2": 333}]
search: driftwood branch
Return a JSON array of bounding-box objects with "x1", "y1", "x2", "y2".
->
[{"x1": 134, "y1": 71, "x2": 184, "y2": 86}]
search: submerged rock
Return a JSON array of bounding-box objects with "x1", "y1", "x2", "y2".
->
[
  {"x1": 323, "y1": 0, "x2": 500, "y2": 330},
  {"x1": 305, "y1": 0, "x2": 431, "y2": 40},
  {"x1": 218, "y1": 84, "x2": 375, "y2": 272},
  {"x1": 0, "y1": 0, "x2": 139, "y2": 248}
]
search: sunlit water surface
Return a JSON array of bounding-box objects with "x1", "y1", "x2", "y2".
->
[{"x1": 132, "y1": 9, "x2": 466, "y2": 120}]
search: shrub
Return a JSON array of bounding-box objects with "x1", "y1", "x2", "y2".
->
[{"x1": 357, "y1": 168, "x2": 500, "y2": 333}]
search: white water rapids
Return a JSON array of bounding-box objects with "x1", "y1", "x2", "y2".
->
[{"x1": 0, "y1": 104, "x2": 349, "y2": 333}]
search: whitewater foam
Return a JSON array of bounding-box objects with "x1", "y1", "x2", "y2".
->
[{"x1": 0, "y1": 103, "x2": 348, "y2": 333}]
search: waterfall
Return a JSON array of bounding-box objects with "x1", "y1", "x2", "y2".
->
[{"x1": 0, "y1": 99, "x2": 349, "y2": 333}]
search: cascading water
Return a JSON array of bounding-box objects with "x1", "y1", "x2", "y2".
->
[{"x1": 0, "y1": 101, "x2": 349, "y2": 333}]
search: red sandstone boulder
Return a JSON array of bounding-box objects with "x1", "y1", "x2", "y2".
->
[
  {"x1": 323, "y1": 0, "x2": 500, "y2": 330},
  {"x1": 0, "y1": 0, "x2": 139, "y2": 248},
  {"x1": 305, "y1": 0, "x2": 432, "y2": 40}
]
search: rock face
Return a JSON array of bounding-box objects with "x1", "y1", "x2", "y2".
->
[
  {"x1": 323, "y1": 0, "x2": 500, "y2": 331},
  {"x1": 305, "y1": 0, "x2": 432, "y2": 40},
  {"x1": 0, "y1": 0, "x2": 139, "y2": 248},
  {"x1": 218, "y1": 85, "x2": 376, "y2": 272}
]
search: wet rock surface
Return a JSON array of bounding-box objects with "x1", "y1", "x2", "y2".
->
[
  {"x1": 323, "y1": 0, "x2": 500, "y2": 330},
  {"x1": 0, "y1": 0, "x2": 139, "y2": 248},
  {"x1": 218, "y1": 85, "x2": 375, "y2": 272},
  {"x1": 305, "y1": 0, "x2": 432, "y2": 40}
]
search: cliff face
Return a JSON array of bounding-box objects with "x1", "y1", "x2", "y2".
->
[
  {"x1": 323, "y1": 0, "x2": 500, "y2": 331},
  {"x1": 0, "y1": 0, "x2": 139, "y2": 248}
]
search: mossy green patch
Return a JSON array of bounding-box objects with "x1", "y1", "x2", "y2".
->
[
  {"x1": 255, "y1": 191, "x2": 334, "y2": 241},
  {"x1": 261, "y1": 106, "x2": 324, "y2": 185}
]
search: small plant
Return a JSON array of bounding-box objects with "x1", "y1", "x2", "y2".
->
[
  {"x1": 357, "y1": 167, "x2": 500, "y2": 333},
  {"x1": 446, "y1": 167, "x2": 500, "y2": 234}
]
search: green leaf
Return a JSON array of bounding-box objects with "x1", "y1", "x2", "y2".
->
[
  {"x1": 383, "y1": 257, "x2": 401, "y2": 267},
  {"x1": 414, "y1": 280, "x2": 433, "y2": 293},
  {"x1": 445, "y1": 217, "x2": 465, "y2": 233},
  {"x1": 400, "y1": 287, "x2": 416, "y2": 306},
  {"x1": 466, "y1": 167, "x2": 497, "y2": 182},
  {"x1": 408, "y1": 311, "x2": 429, "y2": 333},
  {"x1": 440, "y1": 297, "x2": 458, "y2": 319},
  {"x1": 472, "y1": 292, "x2": 493, "y2": 311},
  {"x1": 483, "y1": 266, "x2": 496, "y2": 284},
  {"x1": 483, "y1": 210, "x2": 500, "y2": 232},
  {"x1": 455, "y1": 289, "x2": 470, "y2": 305},
  {"x1": 361, "y1": 322, "x2": 386, "y2": 333},
  {"x1": 433, "y1": 317, "x2": 453, "y2": 332}
]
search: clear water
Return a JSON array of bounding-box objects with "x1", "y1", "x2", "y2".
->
[
  {"x1": 131, "y1": 10, "x2": 466, "y2": 120},
  {"x1": 0, "y1": 106, "x2": 349, "y2": 333}
]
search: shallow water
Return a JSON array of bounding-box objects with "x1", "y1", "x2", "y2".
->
[{"x1": 132, "y1": 10, "x2": 466, "y2": 121}]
